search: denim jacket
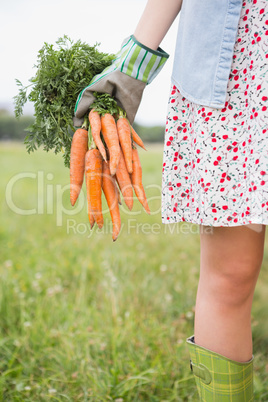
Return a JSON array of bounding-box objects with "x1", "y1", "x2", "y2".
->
[{"x1": 172, "y1": 0, "x2": 243, "y2": 108}]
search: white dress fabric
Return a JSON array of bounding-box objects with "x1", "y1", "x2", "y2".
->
[{"x1": 162, "y1": 0, "x2": 268, "y2": 226}]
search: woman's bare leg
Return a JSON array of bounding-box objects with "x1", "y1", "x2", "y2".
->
[{"x1": 194, "y1": 224, "x2": 266, "y2": 362}]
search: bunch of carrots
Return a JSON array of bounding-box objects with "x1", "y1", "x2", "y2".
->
[{"x1": 70, "y1": 98, "x2": 150, "y2": 241}]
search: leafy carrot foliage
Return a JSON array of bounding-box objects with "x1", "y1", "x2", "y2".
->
[
  {"x1": 90, "y1": 92, "x2": 121, "y2": 116},
  {"x1": 14, "y1": 35, "x2": 114, "y2": 167}
]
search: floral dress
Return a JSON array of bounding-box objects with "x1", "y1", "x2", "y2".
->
[{"x1": 162, "y1": 0, "x2": 268, "y2": 226}]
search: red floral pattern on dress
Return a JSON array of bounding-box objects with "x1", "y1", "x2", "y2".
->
[{"x1": 162, "y1": 0, "x2": 268, "y2": 226}]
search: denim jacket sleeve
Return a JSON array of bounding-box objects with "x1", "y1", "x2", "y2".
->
[{"x1": 171, "y1": 0, "x2": 243, "y2": 108}]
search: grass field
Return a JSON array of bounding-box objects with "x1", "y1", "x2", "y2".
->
[{"x1": 0, "y1": 142, "x2": 267, "y2": 401}]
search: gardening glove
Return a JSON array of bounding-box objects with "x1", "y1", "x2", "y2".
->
[{"x1": 73, "y1": 35, "x2": 169, "y2": 126}]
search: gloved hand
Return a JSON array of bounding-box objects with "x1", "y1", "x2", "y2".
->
[{"x1": 73, "y1": 35, "x2": 169, "y2": 126}]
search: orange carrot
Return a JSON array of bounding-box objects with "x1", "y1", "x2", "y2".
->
[
  {"x1": 131, "y1": 147, "x2": 150, "y2": 214},
  {"x1": 86, "y1": 195, "x2": 95, "y2": 229},
  {"x1": 116, "y1": 116, "x2": 133, "y2": 174},
  {"x1": 115, "y1": 147, "x2": 133, "y2": 210},
  {"x1": 130, "y1": 126, "x2": 147, "y2": 151},
  {"x1": 101, "y1": 113, "x2": 120, "y2": 175},
  {"x1": 102, "y1": 161, "x2": 121, "y2": 241},
  {"x1": 85, "y1": 169, "x2": 95, "y2": 229},
  {"x1": 85, "y1": 148, "x2": 103, "y2": 229},
  {"x1": 114, "y1": 181, "x2": 122, "y2": 205},
  {"x1": 108, "y1": 165, "x2": 122, "y2": 205},
  {"x1": 88, "y1": 109, "x2": 107, "y2": 162},
  {"x1": 70, "y1": 128, "x2": 88, "y2": 206}
]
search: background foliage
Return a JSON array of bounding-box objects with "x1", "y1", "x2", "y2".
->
[
  {"x1": 0, "y1": 109, "x2": 165, "y2": 144},
  {"x1": 0, "y1": 110, "x2": 34, "y2": 141}
]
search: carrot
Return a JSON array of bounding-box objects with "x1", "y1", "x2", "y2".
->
[
  {"x1": 114, "y1": 181, "x2": 122, "y2": 205},
  {"x1": 131, "y1": 147, "x2": 150, "y2": 214},
  {"x1": 85, "y1": 166, "x2": 95, "y2": 229},
  {"x1": 108, "y1": 164, "x2": 122, "y2": 205},
  {"x1": 88, "y1": 109, "x2": 107, "y2": 162},
  {"x1": 102, "y1": 160, "x2": 121, "y2": 241},
  {"x1": 86, "y1": 194, "x2": 95, "y2": 229},
  {"x1": 70, "y1": 128, "x2": 88, "y2": 206},
  {"x1": 115, "y1": 147, "x2": 133, "y2": 210},
  {"x1": 117, "y1": 116, "x2": 133, "y2": 174},
  {"x1": 101, "y1": 113, "x2": 120, "y2": 175},
  {"x1": 85, "y1": 148, "x2": 103, "y2": 229},
  {"x1": 130, "y1": 126, "x2": 147, "y2": 151}
]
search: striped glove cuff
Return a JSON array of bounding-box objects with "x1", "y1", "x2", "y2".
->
[{"x1": 90, "y1": 35, "x2": 169, "y2": 86}]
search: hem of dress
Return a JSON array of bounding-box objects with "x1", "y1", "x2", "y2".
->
[{"x1": 161, "y1": 215, "x2": 268, "y2": 227}]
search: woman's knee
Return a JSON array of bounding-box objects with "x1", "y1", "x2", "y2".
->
[
  {"x1": 199, "y1": 224, "x2": 266, "y2": 306},
  {"x1": 207, "y1": 258, "x2": 261, "y2": 307}
]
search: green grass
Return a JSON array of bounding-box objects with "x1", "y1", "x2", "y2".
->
[{"x1": 0, "y1": 142, "x2": 267, "y2": 401}]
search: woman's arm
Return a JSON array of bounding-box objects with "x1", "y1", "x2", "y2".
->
[{"x1": 134, "y1": 0, "x2": 183, "y2": 50}]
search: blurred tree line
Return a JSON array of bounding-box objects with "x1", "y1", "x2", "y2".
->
[
  {"x1": 132, "y1": 122, "x2": 165, "y2": 143},
  {"x1": 0, "y1": 109, "x2": 34, "y2": 141},
  {"x1": 0, "y1": 109, "x2": 165, "y2": 143}
]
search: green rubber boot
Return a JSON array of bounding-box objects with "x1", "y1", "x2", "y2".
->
[{"x1": 186, "y1": 336, "x2": 254, "y2": 401}]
